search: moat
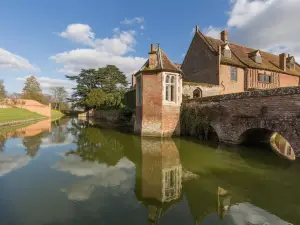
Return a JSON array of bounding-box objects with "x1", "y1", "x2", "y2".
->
[{"x1": 0, "y1": 118, "x2": 299, "y2": 225}]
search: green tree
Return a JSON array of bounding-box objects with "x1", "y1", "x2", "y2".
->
[
  {"x1": 66, "y1": 127, "x2": 124, "y2": 166},
  {"x1": 100, "y1": 65, "x2": 128, "y2": 92},
  {"x1": 50, "y1": 87, "x2": 68, "y2": 110},
  {"x1": 84, "y1": 88, "x2": 107, "y2": 109},
  {"x1": 23, "y1": 133, "x2": 44, "y2": 157},
  {"x1": 66, "y1": 69, "x2": 98, "y2": 108},
  {"x1": 66, "y1": 65, "x2": 128, "y2": 109},
  {"x1": 21, "y1": 76, "x2": 45, "y2": 103},
  {"x1": 0, "y1": 79, "x2": 6, "y2": 102}
]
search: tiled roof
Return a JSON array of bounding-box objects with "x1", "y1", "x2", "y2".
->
[
  {"x1": 202, "y1": 34, "x2": 300, "y2": 76},
  {"x1": 135, "y1": 46, "x2": 182, "y2": 75},
  {"x1": 174, "y1": 63, "x2": 182, "y2": 69}
]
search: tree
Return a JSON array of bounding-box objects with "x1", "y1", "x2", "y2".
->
[
  {"x1": 66, "y1": 69, "x2": 98, "y2": 108},
  {"x1": 100, "y1": 65, "x2": 128, "y2": 93},
  {"x1": 23, "y1": 133, "x2": 44, "y2": 157},
  {"x1": 0, "y1": 79, "x2": 6, "y2": 102},
  {"x1": 66, "y1": 65, "x2": 128, "y2": 109},
  {"x1": 50, "y1": 87, "x2": 68, "y2": 110},
  {"x1": 21, "y1": 76, "x2": 45, "y2": 103},
  {"x1": 84, "y1": 88, "x2": 107, "y2": 109}
]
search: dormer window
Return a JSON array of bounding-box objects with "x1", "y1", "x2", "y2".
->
[
  {"x1": 249, "y1": 50, "x2": 262, "y2": 64},
  {"x1": 287, "y1": 56, "x2": 296, "y2": 70},
  {"x1": 222, "y1": 43, "x2": 231, "y2": 58}
]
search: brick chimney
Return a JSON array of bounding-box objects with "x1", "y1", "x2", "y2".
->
[
  {"x1": 131, "y1": 73, "x2": 136, "y2": 88},
  {"x1": 221, "y1": 30, "x2": 228, "y2": 43},
  {"x1": 279, "y1": 53, "x2": 286, "y2": 71},
  {"x1": 148, "y1": 44, "x2": 158, "y2": 68}
]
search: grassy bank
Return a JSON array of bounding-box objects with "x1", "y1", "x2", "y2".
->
[
  {"x1": 51, "y1": 109, "x2": 65, "y2": 120},
  {"x1": 0, "y1": 108, "x2": 45, "y2": 123}
]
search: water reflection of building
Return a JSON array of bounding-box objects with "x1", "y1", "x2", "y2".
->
[
  {"x1": 136, "y1": 138, "x2": 182, "y2": 225},
  {"x1": 270, "y1": 132, "x2": 295, "y2": 160},
  {"x1": 197, "y1": 187, "x2": 292, "y2": 225}
]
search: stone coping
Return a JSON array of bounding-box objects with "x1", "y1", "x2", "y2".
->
[{"x1": 184, "y1": 86, "x2": 300, "y2": 103}]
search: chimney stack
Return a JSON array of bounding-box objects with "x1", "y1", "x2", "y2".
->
[
  {"x1": 221, "y1": 30, "x2": 228, "y2": 43},
  {"x1": 279, "y1": 53, "x2": 286, "y2": 71},
  {"x1": 148, "y1": 44, "x2": 158, "y2": 68},
  {"x1": 131, "y1": 73, "x2": 136, "y2": 88}
]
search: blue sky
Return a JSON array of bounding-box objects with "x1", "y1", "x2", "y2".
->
[{"x1": 0, "y1": 0, "x2": 299, "y2": 94}]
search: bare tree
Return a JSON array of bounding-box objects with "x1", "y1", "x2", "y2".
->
[{"x1": 50, "y1": 87, "x2": 68, "y2": 110}]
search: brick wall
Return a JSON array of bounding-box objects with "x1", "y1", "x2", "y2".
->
[
  {"x1": 162, "y1": 105, "x2": 180, "y2": 136},
  {"x1": 280, "y1": 73, "x2": 299, "y2": 87},
  {"x1": 181, "y1": 33, "x2": 219, "y2": 85},
  {"x1": 6, "y1": 99, "x2": 51, "y2": 117},
  {"x1": 140, "y1": 72, "x2": 163, "y2": 136},
  {"x1": 182, "y1": 83, "x2": 221, "y2": 98},
  {"x1": 183, "y1": 86, "x2": 300, "y2": 157}
]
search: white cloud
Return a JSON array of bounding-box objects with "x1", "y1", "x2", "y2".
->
[
  {"x1": 227, "y1": 0, "x2": 275, "y2": 28},
  {"x1": 59, "y1": 24, "x2": 95, "y2": 47},
  {"x1": 53, "y1": 24, "x2": 146, "y2": 77},
  {"x1": 16, "y1": 75, "x2": 75, "y2": 92},
  {"x1": 53, "y1": 155, "x2": 135, "y2": 201},
  {"x1": 121, "y1": 17, "x2": 144, "y2": 25},
  {"x1": 203, "y1": 26, "x2": 223, "y2": 39},
  {"x1": 0, "y1": 154, "x2": 31, "y2": 177},
  {"x1": 113, "y1": 27, "x2": 120, "y2": 33},
  {"x1": 50, "y1": 48, "x2": 146, "y2": 77},
  {"x1": 203, "y1": 0, "x2": 300, "y2": 61},
  {"x1": 140, "y1": 25, "x2": 145, "y2": 30},
  {"x1": 94, "y1": 30, "x2": 136, "y2": 55},
  {"x1": 0, "y1": 48, "x2": 40, "y2": 72}
]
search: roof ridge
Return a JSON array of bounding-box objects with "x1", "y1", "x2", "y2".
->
[
  {"x1": 160, "y1": 48, "x2": 181, "y2": 71},
  {"x1": 158, "y1": 47, "x2": 164, "y2": 70},
  {"x1": 197, "y1": 30, "x2": 218, "y2": 53}
]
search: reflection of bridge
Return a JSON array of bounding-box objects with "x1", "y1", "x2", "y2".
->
[{"x1": 183, "y1": 86, "x2": 300, "y2": 158}]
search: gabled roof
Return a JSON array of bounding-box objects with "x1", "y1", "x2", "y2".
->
[
  {"x1": 135, "y1": 46, "x2": 183, "y2": 76},
  {"x1": 196, "y1": 30, "x2": 300, "y2": 76}
]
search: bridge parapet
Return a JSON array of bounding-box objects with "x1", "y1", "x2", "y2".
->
[
  {"x1": 182, "y1": 86, "x2": 300, "y2": 158},
  {"x1": 185, "y1": 86, "x2": 300, "y2": 104}
]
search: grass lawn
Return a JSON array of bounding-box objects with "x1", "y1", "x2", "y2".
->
[
  {"x1": 51, "y1": 109, "x2": 65, "y2": 119},
  {"x1": 0, "y1": 108, "x2": 45, "y2": 123}
]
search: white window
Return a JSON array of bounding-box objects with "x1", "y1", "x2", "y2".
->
[
  {"x1": 136, "y1": 75, "x2": 142, "y2": 106},
  {"x1": 258, "y1": 74, "x2": 272, "y2": 83},
  {"x1": 230, "y1": 67, "x2": 237, "y2": 81},
  {"x1": 164, "y1": 73, "x2": 180, "y2": 104}
]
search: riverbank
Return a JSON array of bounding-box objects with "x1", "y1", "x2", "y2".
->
[
  {"x1": 0, "y1": 108, "x2": 65, "y2": 128},
  {"x1": 0, "y1": 108, "x2": 45, "y2": 123}
]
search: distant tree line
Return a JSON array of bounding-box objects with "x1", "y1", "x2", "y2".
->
[
  {"x1": 0, "y1": 76, "x2": 69, "y2": 110},
  {"x1": 1, "y1": 64, "x2": 130, "y2": 111}
]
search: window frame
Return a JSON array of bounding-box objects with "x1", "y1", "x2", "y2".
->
[
  {"x1": 258, "y1": 73, "x2": 272, "y2": 84},
  {"x1": 163, "y1": 72, "x2": 181, "y2": 105},
  {"x1": 230, "y1": 67, "x2": 237, "y2": 82}
]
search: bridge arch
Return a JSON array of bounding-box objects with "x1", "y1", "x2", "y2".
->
[{"x1": 238, "y1": 127, "x2": 296, "y2": 160}]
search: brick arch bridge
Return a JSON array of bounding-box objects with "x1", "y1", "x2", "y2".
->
[{"x1": 183, "y1": 86, "x2": 300, "y2": 157}]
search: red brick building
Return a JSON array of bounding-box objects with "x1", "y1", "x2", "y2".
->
[
  {"x1": 134, "y1": 44, "x2": 183, "y2": 137},
  {"x1": 181, "y1": 26, "x2": 300, "y2": 95},
  {"x1": 132, "y1": 27, "x2": 300, "y2": 137}
]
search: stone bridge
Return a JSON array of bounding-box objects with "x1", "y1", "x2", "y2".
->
[{"x1": 182, "y1": 86, "x2": 300, "y2": 157}]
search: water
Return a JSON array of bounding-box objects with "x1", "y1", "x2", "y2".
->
[{"x1": 0, "y1": 118, "x2": 299, "y2": 225}]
